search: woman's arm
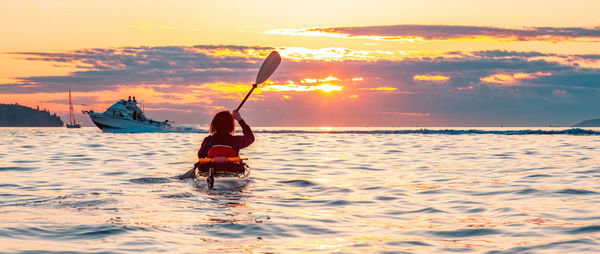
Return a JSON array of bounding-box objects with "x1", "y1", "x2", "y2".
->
[
  {"x1": 197, "y1": 136, "x2": 212, "y2": 159},
  {"x1": 232, "y1": 110, "x2": 254, "y2": 150},
  {"x1": 234, "y1": 119, "x2": 255, "y2": 149}
]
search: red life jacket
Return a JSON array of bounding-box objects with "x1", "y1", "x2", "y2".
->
[
  {"x1": 207, "y1": 145, "x2": 237, "y2": 158},
  {"x1": 200, "y1": 145, "x2": 243, "y2": 173}
]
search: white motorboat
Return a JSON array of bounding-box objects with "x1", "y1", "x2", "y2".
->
[{"x1": 87, "y1": 97, "x2": 171, "y2": 131}]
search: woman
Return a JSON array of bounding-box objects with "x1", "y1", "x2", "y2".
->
[{"x1": 180, "y1": 110, "x2": 254, "y2": 180}]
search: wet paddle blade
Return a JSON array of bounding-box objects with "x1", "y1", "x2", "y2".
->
[
  {"x1": 236, "y1": 51, "x2": 281, "y2": 111},
  {"x1": 255, "y1": 51, "x2": 281, "y2": 85}
]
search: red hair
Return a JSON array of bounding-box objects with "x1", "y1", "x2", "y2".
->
[{"x1": 209, "y1": 111, "x2": 234, "y2": 135}]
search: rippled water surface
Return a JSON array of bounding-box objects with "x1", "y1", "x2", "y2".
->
[{"x1": 1, "y1": 127, "x2": 600, "y2": 253}]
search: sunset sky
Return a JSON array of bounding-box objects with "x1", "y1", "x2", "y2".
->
[{"x1": 1, "y1": 0, "x2": 600, "y2": 126}]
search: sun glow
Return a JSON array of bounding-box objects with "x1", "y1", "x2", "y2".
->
[
  {"x1": 277, "y1": 47, "x2": 394, "y2": 61},
  {"x1": 194, "y1": 47, "x2": 271, "y2": 59},
  {"x1": 301, "y1": 76, "x2": 340, "y2": 84},
  {"x1": 264, "y1": 83, "x2": 343, "y2": 93},
  {"x1": 267, "y1": 28, "x2": 425, "y2": 42},
  {"x1": 264, "y1": 76, "x2": 343, "y2": 93},
  {"x1": 318, "y1": 126, "x2": 333, "y2": 131},
  {"x1": 316, "y1": 84, "x2": 342, "y2": 92}
]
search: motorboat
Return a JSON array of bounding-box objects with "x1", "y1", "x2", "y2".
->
[{"x1": 86, "y1": 97, "x2": 171, "y2": 131}]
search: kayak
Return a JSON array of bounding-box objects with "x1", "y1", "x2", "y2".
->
[{"x1": 194, "y1": 158, "x2": 250, "y2": 190}]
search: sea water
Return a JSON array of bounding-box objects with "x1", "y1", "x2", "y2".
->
[{"x1": 1, "y1": 127, "x2": 599, "y2": 253}]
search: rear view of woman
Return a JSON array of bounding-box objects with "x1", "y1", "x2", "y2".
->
[{"x1": 179, "y1": 109, "x2": 254, "y2": 180}]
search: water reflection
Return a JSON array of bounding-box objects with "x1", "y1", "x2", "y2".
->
[{"x1": 1, "y1": 127, "x2": 600, "y2": 253}]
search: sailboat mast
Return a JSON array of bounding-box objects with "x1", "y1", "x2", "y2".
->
[{"x1": 69, "y1": 89, "x2": 76, "y2": 125}]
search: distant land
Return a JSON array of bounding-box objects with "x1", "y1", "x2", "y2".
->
[
  {"x1": 572, "y1": 119, "x2": 600, "y2": 127},
  {"x1": 0, "y1": 103, "x2": 63, "y2": 127}
]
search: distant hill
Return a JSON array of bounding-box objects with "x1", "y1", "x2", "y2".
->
[
  {"x1": 572, "y1": 119, "x2": 600, "y2": 127},
  {"x1": 0, "y1": 103, "x2": 63, "y2": 127}
]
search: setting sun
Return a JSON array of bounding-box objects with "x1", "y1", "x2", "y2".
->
[
  {"x1": 263, "y1": 83, "x2": 342, "y2": 93},
  {"x1": 318, "y1": 126, "x2": 333, "y2": 131},
  {"x1": 316, "y1": 84, "x2": 342, "y2": 92}
]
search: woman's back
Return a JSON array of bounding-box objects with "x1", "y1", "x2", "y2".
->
[
  {"x1": 179, "y1": 110, "x2": 253, "y2": 180},
  {"x1": 197, "y1": 110, "x2": 254, "y2": 158}
]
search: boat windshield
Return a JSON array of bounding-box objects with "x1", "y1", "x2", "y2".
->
[{"x1": 105, "y1": 110, "x2": 126, "y2": 117}]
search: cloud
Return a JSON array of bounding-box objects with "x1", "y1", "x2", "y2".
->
[
  {"x1": 268, "y1": 25, "x2": 600, "y2": 42},
  {"x1": 277, "y1": 47, "x2": 397, "y2": 61},
  {"x1": 573, "y1": 54, "x2": 600, "y2": 60},
  {"x1": 552, "y1": 89, "x2": 568, "y2": 97},
  {"x1": 3, "y1": 45, "x2": 600, "y2": 126},
  {"x1": 471, "y1": 50, "x2": 552, "y2": 58},
  {"x1": 414, "y1": 74, "x2": 451, "y2": 82},
  {"x1": 358, "y1": 87, "x2": 412, "y2": 94},
  {"x1": 480, "y1": 72, "x2": 552, "y2": 86},
  {"x1": 4, "y1": 47, "x2": 597, "y2": 94},
  {"x1": 361, "y1": 87, "x2": 397, "y2": 91},
  {"x1": 264, "y1": 84, "x2": 343, "y2": 93},
  {"x1": 381, "y1": 112, "x2": 431, "y2": 117},
  {"x1": 4, "y1": 45, "x2": 276, "y2": 93}
]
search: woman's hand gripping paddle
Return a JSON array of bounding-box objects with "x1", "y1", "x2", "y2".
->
[
  {"x1": 180, "y1": 52, "x2": 280, "y2": 182},
  {"x1": 236, "y1": 51, "x2": 281, "y2": 111}
]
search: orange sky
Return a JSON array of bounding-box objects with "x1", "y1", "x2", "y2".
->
[{"x1": 1, "y1": 1, "x2": 600, "y2": 126}]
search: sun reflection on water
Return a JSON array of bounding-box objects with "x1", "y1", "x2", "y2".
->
[{"x1": 2, "y1": 128, "x2": 600, "y2": 252}]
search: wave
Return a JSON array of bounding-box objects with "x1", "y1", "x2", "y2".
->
[
  {"x1": 253, "y1": 128, "x2": 600, "y2": 135},
  {"x1": 102, "y1": 126, "x2": 208, "y2": 133},
  {"x1": 101, "y1": 127, "x2": 600, "y2": 135}
]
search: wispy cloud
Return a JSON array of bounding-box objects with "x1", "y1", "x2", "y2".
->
[
  {"x1": 268, "y1": 25, "x2": 600, "y2": 42},
  {"x1": 414, "y1": 74, "x2": 451, "y2": 82},
  {"x1": 5, "y1": 45, "x2": 273, "y2": 93},
  {"x1": 381, "y1": 112, "x2": 431, "y2": 117},
  {"x1": 3, "y1": 45, "x2": 600, "y2": 126},
  {"x1": 361, "y1": 87, "x2": 397, "y2": 91},
  {"x1": 480, "y1": 72, "x2": 552, "y2": 86},
  {"x1": 4, "y1": 46, "x2": 599, "y2": 94}
]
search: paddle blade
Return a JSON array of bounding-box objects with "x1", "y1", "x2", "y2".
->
[{"x1": 255, "y1": 51, "x2": 281, "y2": 85}]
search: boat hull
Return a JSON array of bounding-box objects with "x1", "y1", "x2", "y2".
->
[
  {"x1": 194, "y1": 165, "x2": 250, "y2": 190},
  {"x1": 88, "y1": 113, "x2": 167, "y2": 132}
]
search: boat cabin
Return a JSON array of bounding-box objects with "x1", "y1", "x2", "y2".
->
[
  {"x1": 104, "y1": 102, "x2": 129, "y2": 118},
  {"x1": 102, "y1": 99, "x2": 147, "y2": 121}
]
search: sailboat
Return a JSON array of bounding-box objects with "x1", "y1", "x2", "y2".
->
[{"x1": 66, "y1": 89, "x2": 81, "y2": 128}]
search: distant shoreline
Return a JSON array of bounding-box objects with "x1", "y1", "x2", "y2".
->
[
  {"x1": 0, "y1": 103, "x2": 63, "y2": 127},
  {"x1": 572, "y1": 118, "x2": 600, "y2": 127}
]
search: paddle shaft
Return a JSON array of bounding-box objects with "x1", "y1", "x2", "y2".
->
[{"x1": 236, "y1": 84, "x2": 257, "y2": 111}]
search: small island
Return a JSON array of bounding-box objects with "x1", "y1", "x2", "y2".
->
[
  {"x1": 572, "y1": 118, "x2": 600, "y2": 127},
  {"x1": 0, "y1": 103, "x2": 64, "y2": 127}
]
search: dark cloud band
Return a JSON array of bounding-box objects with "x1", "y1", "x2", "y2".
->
[
  {"x1": 2, "y1": 46, "x2": 599, "y2": 93},
  {"x1": 2, "y1": 45, "x2": 600, "y2": 126},
  {"x1": 282, "y1": 24, "x2": 600, "y2": 41}
]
